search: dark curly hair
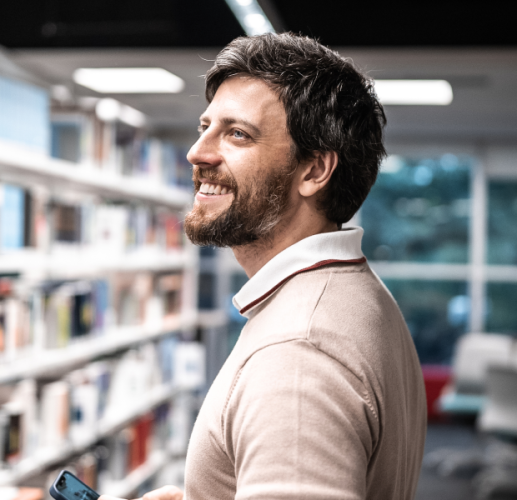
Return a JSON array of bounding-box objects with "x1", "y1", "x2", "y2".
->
[{"x1": 205, "y1": 32, "x2": 387, "y2": 225}]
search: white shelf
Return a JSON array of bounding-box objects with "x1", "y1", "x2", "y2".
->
[
  {"x1": 196, "y1": 309, "x2": 229, "y2": 329},
  {"x1": 0, "y1": 248, "x2": 191, "y2": 278},
  {"x1": 0, "y1": 139, "x2": 192, "y2": 209},
  {"x1": 105, "y1": 449, "x2": 168, "y2": 498},
  {"x1": 105, "y1": 449, "x2": 185, "y2": 498},
  {"x1": 0, "y1": 313, "x2": 198, "y2": 385},
  {"x1": 0, "y1": 383, "x2": 185, "y2": 487}
]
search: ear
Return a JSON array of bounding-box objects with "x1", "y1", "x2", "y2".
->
[{"x1": 298, "y1": 151, "x2": 339, "y2": 198}]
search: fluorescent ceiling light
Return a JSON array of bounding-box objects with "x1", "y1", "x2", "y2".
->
[
  {"x1": 73, "y1": 67, "x2": 185, "y2": 94},
  {"x1": 96, "y1": 98, "x2": 146, "y2": 128},
  {"x1": 374, "y1": 80, "x2": 453, "y2": 105},
  {"x1": 225, "y1": 0, "x2": 275, "y2": 35}
]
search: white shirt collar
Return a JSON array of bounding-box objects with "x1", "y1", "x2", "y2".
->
[{"x1": 233, "y1": 226, "x2": 365, "y2": 318}]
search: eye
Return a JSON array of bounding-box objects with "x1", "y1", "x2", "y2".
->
[
  {"x1": 197, "y1": 124, "x2": 208, "y2": 135},
  {"x1": 232, "y1": 129, "x2": 247, "y2": 139}
]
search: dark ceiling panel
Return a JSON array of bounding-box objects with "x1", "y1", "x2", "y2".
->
[
  {"x1": 274, "y1": 1, "x2": 516, "y2": 46},
  {"x1": 0, "y1": 0, "x2": 514, "y2": 48},
  {"x1": 0, "y1": 0, "x2": 244, "y2": 48}
]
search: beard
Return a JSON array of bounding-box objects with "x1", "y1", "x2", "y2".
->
[{"x1": 185, "y1": 159, "x2": 297, "y2": 248}]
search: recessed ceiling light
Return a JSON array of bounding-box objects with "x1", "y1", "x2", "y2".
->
[
  {"x1": 245, "y1": 13, "x2": 266, "y2": 30},
  {"x1": 225, "y1": 0, "x2": 274, "y2": 35},
  {"x1": 96, "y1": 98, "x2": 146, "y2": 128},
  {"x1": 374, "y1": 80, "x2": 453, "y2": 105},
  {"x1": 73, "y1": 67, "x2": 185, "y2": 94}
]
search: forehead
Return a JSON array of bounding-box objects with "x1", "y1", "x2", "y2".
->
[{"x1": 203, "y1": 76, "x2": 286, "y2": 128}]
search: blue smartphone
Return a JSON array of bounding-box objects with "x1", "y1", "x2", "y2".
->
[{"x1": 49, "y1": 470, "x2": 100, "y2": 500}]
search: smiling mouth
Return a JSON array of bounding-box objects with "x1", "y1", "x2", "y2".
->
[{"x1": 198, "y1": 182, "x2": 233, "y2": 196}]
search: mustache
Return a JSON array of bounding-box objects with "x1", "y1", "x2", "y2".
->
[{"x1": 192, "y1": 167, "x2": 237, "y2": 190}]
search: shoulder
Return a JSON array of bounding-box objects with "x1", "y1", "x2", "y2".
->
[
  {"x1": 226, "y1": 339, "x2": 379, "y2": 424},
  {"x1": 222, "y1": 339, "x2": 380, "y2": 460}
]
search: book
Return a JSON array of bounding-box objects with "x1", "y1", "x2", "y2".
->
[
  {"x1": 39, "y1": 380, "x2": 69, "y2": 449},
  {"x1": 52, "y1": 202, "x2": 81, "y2": 244},
  {"x1": 0, "y1": 184, "x2": 25, "y2": 251},
  {"x1": 157, "y1": 273, "x2": 183, "y2": 326},
  {"x1": 48, "y1": 103, "x2": 193, "y2": 192},
  {"x1": 0, "y1": 75, "x2": 49, "y2": 154}
]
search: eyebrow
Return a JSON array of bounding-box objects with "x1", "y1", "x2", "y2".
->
[{"x1": 199, "y1": 115, "x2": 262, "y2": 138}]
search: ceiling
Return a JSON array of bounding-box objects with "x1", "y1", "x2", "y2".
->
[
  {"x1": 0, "y1": 0, "x2": 515, "y2": 48},
  {"x1": 2, "y1": 1, "x2": 517, "y2": 144},
  {"x1": 7, "y1": 47, "x2": 517, "y2": 144}
]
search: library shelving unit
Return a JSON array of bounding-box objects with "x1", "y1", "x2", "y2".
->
[
  {"x1": 0, "y1": 138, "x2": 191, "y2": 209},
  {"x1": 0, "y1": 139, "x2": 201, "y2": 494},
  {"x1": 0, "y1": 316, "x2": 192, "y2": 386},
  {"x1": 0, "y1": 383, "x2": 182, "y2": 486},
  {"x1": 0, "y1": 59, "x2": 205, "y2": 496}
]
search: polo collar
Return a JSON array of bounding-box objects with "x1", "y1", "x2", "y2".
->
[{"x1": 233, "y1": 226, "x2": 366, "y2": 318}]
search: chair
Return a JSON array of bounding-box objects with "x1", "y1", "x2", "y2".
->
[
  {"x1": 474, "y1": 365, "x2": 517, "y2": 499},
  {"x1": 439, "y1": 333, "x2": 514, "y2": 417}
]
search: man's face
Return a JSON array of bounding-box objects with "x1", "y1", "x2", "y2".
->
[{"x1": 184, "y1": 76, "x2": 297, "y2": 247}]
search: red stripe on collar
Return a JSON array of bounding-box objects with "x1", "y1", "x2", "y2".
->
[{"x1": 239, "y1": 257, "x2": 367, "y2": 315}]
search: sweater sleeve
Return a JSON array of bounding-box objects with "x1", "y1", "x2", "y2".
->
[{"x1": 222, "y1": 339, "x2": 380, "y2": 500}]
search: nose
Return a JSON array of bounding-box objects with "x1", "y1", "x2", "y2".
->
[{"x1": 187, "y1": 128, "x2": 222, "y2": 169}]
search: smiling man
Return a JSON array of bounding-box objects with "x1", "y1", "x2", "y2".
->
[{"x1": 101, "y1": 33, "x2": 426, "y2": 500}]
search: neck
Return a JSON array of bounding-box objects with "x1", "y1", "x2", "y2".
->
[{"x1": 232, "y1": 210, "x2": 337, "y2": 278}]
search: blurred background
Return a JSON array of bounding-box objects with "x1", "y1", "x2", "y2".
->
[{"x1": 0, "y1": 1, "x2": 516, "y2": 499}]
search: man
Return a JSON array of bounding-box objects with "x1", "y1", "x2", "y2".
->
[{"x1": 103, "y1": 32, "x2": 426, "y2": 500}]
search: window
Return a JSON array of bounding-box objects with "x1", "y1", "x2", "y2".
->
[
  {"x1": 361, "y1": 153, "x2": 476, "y2": 364},
  {"x1": 384, "y1": 279, "x2": 468, "y2": 364},
  {"x1": 362, "y1": 155, "x2": 472, "y2": 263},
  {"x1": 487, "y1": 181, "x2": 517, "y2": 265},
  {"x1": 486, "y1": 283, "x2": 517, "y2": 334}
]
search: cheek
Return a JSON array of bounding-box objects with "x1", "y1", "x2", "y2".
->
[{"x1": 224, "y1": 150, "x2": 264, "y2": 188}]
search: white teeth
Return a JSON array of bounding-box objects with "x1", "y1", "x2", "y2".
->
[{"x1": 199, "y1": 182, "x2": 233, "y2": 195}]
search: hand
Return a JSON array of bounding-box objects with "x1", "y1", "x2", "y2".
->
[
  {"x1": 141, "y1": 486, "x2": 184, "y2": 500},
  {"x1": 99, "y1": 485, "x2": 184, "y2": 500}
]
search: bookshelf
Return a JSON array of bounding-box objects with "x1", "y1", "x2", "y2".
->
[
  {"x1": 0, "y1": 139, "x2": 191, "y2": 209},
  {"x1": 0, "y1": 55, "x2": 207, "y2": 497},
  {"x1": 0, "y1": 317, "x2": 187, "y2": 385},
  {"x1": 0, "y1": 310, "x2": 228, "y2": 386},
  {"x1": 105, "y1": 449, "x2": 183, "y2": 498},
  {"x1": 0, "y1": 383, "x2": 185, "y2": 487},
  {"x1": 0, "y1": 248, "x2": 192, "y2": 278}
]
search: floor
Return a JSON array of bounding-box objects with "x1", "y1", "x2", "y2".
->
[{"x1": 415, "y1": 422, "x2": 479, "y2": 500}]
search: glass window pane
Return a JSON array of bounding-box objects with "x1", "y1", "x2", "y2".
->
[
  {"x1": 200, "y1": 245, "x2": 217, "y2": 257},
  {"x1": 487, "y1": 181, "x2": 517, "y2": 265},
  {"x1": 361, "y1": 154, "x2": 472, "y2": 263},
  {"x1": 198, "y1": 272, "x2": 216, "y2": 309},
  {"x1": 384, "y1": 279, "x2": 469, "y2": 364},
  {"x1": 227, "y1": 272, "x2": 248, "y2": 352},
  {"x1": 486, "y1": 282, "x2": 517, "y2": 335}
]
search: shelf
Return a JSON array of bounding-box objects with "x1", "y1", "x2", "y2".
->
[
  {"x1": 105, "y1": 449, "x2": 186, "y2": 498},
  {"x1": 105, "y1": 449, "x2": 167, "y2": 498},
  {"x1": 196, "y1": 309, "x2": 229, "y2": 329},
  {"x1": 0, "y1": 248, "x2": 192, "y2": 278},
  {"x1": 0, "y1": 139, "x2": 192, "y2": 209},
  {"x1": 0, "y1": 383, "x2": 185, "y2": 487},
  {"x1": 0, "y1": 313, "x2": 198, "y2": 385}
]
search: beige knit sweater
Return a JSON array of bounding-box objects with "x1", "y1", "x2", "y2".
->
[{"x1": 184, "y1": 260, "x2": 427, "y2": 499}]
